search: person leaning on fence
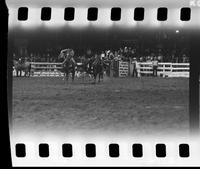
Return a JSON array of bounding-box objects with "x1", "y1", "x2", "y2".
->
[
  {"x1": 132, "y1": 57, "x2": 139, "y2": 78},
  {"x1": 152, "y1": 57, "x2": 158, "y2": 77}
]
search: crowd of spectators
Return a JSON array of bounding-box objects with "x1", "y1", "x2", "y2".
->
[
  {"x1": 13, "y1": 52, "x2": 59, "y2": 63},
  {"x1": 13, "y1": 45, "x2": 190, "y2": 64}
]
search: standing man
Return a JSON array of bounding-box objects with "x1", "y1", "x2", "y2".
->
[
  {"x1": 152, "y1": 56, "x2": 158, "y2": 77},
  {"x1": 132, "y1": 57, "x2": 139, "y2": 78}
]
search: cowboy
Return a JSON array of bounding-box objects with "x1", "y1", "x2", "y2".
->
[
  {"x1": 61, "y1": 49, "x2": 76, "y2": 66},
  {"x1": 69, "y1": 50, "x2": 76, "y2": 65},
  {"x1": 18, "y1": 57, "x2": 23, "y2": 64},
  {"x1": 132, "y1": 57, "x2": 139, "y2": 78}
]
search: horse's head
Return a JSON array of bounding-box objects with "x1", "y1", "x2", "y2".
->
[
  {"x1": 58, "y1": 52, "x2": 64, "y2": 59},
  {"x1": 69, "y1": 49, "x2": 74, "y2": 57}
]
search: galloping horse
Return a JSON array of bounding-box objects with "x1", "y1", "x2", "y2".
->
[
  {"x1": 13, "y1": 58, "x2": 31, "y2": 77},
  {"x1": 58, "y1": 49, "x2": 76, "y2": 82}
]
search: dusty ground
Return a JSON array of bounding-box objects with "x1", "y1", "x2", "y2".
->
[{"x1": 12, "y1": 76, "x2": 191, "y2": 137}]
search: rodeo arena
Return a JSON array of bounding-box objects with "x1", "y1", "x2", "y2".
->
[
  {"x1": 12, "y1": 30, "x2": 192, "y2": 136},
  {"x1": 13, "y1": 46, "x2": 190, "y2": 79}
]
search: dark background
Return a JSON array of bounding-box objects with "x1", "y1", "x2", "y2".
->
[{"x1": 8, "y1": 27, "x2": 190, "y2": 57}]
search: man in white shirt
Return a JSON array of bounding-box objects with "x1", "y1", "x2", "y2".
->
[{"x1": 152, "y1": 57, "x2": 159, "y2": 77}]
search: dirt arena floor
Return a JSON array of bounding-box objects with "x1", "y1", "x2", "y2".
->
[{"x1": 12, "y1": 76, "x2": 193, "y2": 137}]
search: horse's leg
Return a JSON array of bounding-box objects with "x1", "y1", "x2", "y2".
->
[
  {"x1": 83, "y1": 72, "x2": 85, "y2": 83},
  {"x1": 16, "y1": 69, "x2": 18, "y2": 77},
  {"x1": 72, "y1": 69, "x2": 75, "y2": 82},
  {"x1": 27, "y1": 67, "x2": 30, "y2": 77},
  {"x1": 98, "y1": 73, "x2": 101, "y2": 83},
  {"x1": 28, "y1": 69, "x2": 31, "y2": 77},
  {"x1": 66, "y1": 71, "x2": 69, "y2": 82},
  {"x1": 62, "y1": 72, "x2": 65, "y2": 80},
  {"x1": 20, "y1": 70, "x2": 22, "y2": 77},
  {"x1": 24, "y1": 69, "x2": 27, "y2": 77},
  {"x1": 94, "y1": 73, "x2": 97, "y2": 84},
  {"x1": 30, "y1": 66, "x2": 32, "y2": 77},
  {"x1": 27, "y1": 69, "x2": 29, "y2": 77}
]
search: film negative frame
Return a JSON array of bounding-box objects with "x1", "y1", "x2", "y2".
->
[{"x1": 3, "y1": 0, "x2": 200, "y2": 167}]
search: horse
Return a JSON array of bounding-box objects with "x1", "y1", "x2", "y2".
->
[
  {"x1": 59, "y1": 49, "x2": 77, "y2": 82},
  {"x1": 75, "y1": 57, "x2": 94, "y2": 83},
  {"x1": 62, "y1": 57, "x2": 77, "y2": 82},
  {"x1": 81, "y1": 55, "x2": 109, "y2": 83},
  {"x1": 13, "y1": 59, "x2": 31, "y2": 77},
  {"x1": 92, "y1": 57, "x2": 105, "y2": 83}
]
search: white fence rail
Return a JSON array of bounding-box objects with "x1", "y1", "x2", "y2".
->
[
  {"x1": 13, "y1": 62, "x2": 84, "y2": 77},
  {"x1": 13, "y1": 62, "x2": 64, "y2": 77},
  {"x1": 13, "y1": 61, "x2": 190, "y2": 78},
  {"x1": 138, "y1": 62, "x2": 189, "y2": 77},
  {"x1": 119, "y1": 61, "x2": 189, "y2": 78},
  {"x1": 30, "y1": 62, "x2": 64, "y2": 77}
]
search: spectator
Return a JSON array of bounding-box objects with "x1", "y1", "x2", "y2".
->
[
  {"x1": 152, "y1": 57, "x2": 159, "y2": 77},
  {"x1": 157, "y1": 53, "x2": 163, "y2": 62},
  {"x1": 132, "y1": 58, "x2": 139, "y2": 78},
  {"x1": 100, "y1": 51, "x2": 105, "y2": 59},
  {"x1": 182, "y1": 54, "x2": 187, "y2": 63},
  {"x1": 108, "y1": 51, "x2": 114, "y2": 60}
]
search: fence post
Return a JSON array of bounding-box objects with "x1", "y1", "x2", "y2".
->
[
  {"x1": 138, "y1": 63, "x2": 141, "y2": 77},
  {"x1": 163, "y1": 63, "x2": 165, "y2": 77},
  {"x1": 170, "y1": 63, "x2": 173, "y2": 77}
]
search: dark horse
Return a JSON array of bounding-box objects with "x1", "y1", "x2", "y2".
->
[
  {"x1": 82, "y1": 55, "x2": 109, "y2": 83},
  {"x1": 59, "y1": 49, "x2": 76, "y2": 82}
]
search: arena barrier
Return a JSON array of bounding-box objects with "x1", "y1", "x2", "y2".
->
[
  {"x1": 13, "y1": 61, "x2": 189, "y2": 78},
  {"x1": 118, "y1": 61, "x2": 129, "y2": 77},
  {"x1": 13, "y1": 62, "x2": 85, "y2": 77},
  {"x1": 13, "y1": 62, "x2": 64, "y2": 77},
  {"x1": 120, "y1": 61, "x2": 189, "y2": 78}
]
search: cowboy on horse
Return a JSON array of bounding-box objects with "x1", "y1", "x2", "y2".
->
[
  {"x1": 83, "y1": 52, "x2": 109, "y2": 83},
  {"x1": 91, "y1": 53, "x2": 107, "y2": 83},
  {"x1": 58, "y1": 48, "x2": 77, "y2": 82}
]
